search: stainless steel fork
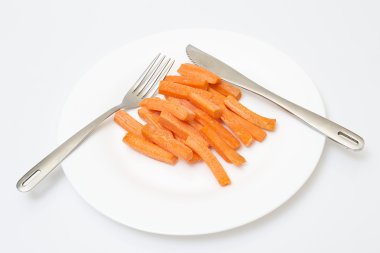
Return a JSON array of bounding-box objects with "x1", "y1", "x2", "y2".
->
[{"x1": 17, "y1": 54, "x2": 175, "y2": 192}]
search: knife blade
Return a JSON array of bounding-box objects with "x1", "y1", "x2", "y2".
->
[
  {"x1": 185, "y1": 44, "x2": 364, "y2": 151},
  {"x1": 186, "y1": 44, "x2": 266, "y2": 94}
]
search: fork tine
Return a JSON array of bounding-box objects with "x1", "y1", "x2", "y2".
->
[
  {"x1": 128, "y1": 53, "x2": 161, "y2": 93},
  {"x1": 139, "y1": 57, "x2": 171, "y2": 98},
  {"x1": 145, "y1": 59, "x2": 175, "y2": 98},
  {"x1": 134, "y1": 55, "x2": 166, "y2": 94}
]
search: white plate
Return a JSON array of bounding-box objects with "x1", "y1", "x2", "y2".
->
[{"x1": 58, "y1": 29, "x2": 325, "y2": 235}]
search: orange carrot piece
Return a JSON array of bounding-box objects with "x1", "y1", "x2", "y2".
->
[
  {"x1": 167, "y1": 97, "x2": 241, "y2": 149},
  {"x1": 185, "y1": 136, "x2": 231, "y2": 186},
  {"x1": 178, "y1": 63, "x2": 220, "y2": 84},
  {"x1": 140, "y1": 97, "x2": 195, "y2": 121},
  {"x1": 158, "y1": 111, "x2": 209, "y2": 147},
  {"x1": 200, "y1": 125, "x2": 246, "y2": 166},
  {"x1": 165, "y1": 96, "x2": 183, "y2": 105},
  {"x1": 229, "y1": 112, "x2": 267, "y2": 142},
  {"x1": 123, "y1": 132, "x2": 177, "y2": 165},
  {"x1": 187, "y1": 92, "x2": 222, "y2": 119},
  {"x1": 207, "y1": 87, "x2": 226, "y2": 101},
  {"x1": 142, "y1": 124, "x2": 193, "y2": 161},
  {"x1": 164, "y1": 75, "x2": 208, "y2": 90},
  {"x1": 138, "y1": 107, "x2": 173, "y2": 138},
  {"x1": 158, "y1": 81, "x2": 212, "y2": 99},
  {"x1": 174, "y1": 134, "x2": 186, "y2": 142},
  {"x1": 138, "y1": 107, "x2": 160, "y2": 126},
  {"x1": 221, "y1": 109, "x2": 254, "y2": 146},
  {"x1": 174, "y1": 134, "x2": 202, "y2": 164},
  {"x1": 188, "y1": 120, "x2": 203, "y2": 131},
  {"x1": 224, "y1": 95, "x2": 276, "y2": 131},
  {"x1": 188, "y1": 152, "x2": 202, "y2": 163},
  {"x1": 114, "y1": 110, "x2": 143, "y2": 136},
  {"x1": 208, "y1": 89, "x2": 233, "y2": 117},
  {"x1": 208, "y1": 91, "x2": 266, "y2": 141},
  {"x1": 210, "y1": 81, "x2": 241, "y2": 100}
]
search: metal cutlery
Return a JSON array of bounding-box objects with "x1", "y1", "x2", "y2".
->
[
  {"x1": 17, "y1": 54, "x2": 174, "y2": 192},
  {"x1": 186, "y1": 44, "x2": 364, "y2": 151}
]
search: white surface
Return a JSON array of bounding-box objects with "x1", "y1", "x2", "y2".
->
[
  {"x1": 58, "y1": 30, "x2": 325, "y2": 235},
  {"x1": 1, "y1": 0, "x2": 379, "y2": 251}
]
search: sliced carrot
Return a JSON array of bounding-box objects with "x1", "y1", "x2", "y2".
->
[
  {"x1": 174, "y1": 134, "x2": 186, "y2": 143},
  {"x1": 123, "y1": 132, "x2": 177, "y2": 165},
  {"x1": 210, "y1": 80, "x2": 241, "y2": 99},
  {"x1": 164, "y1": 75, "x2": 208, "y2": 90},
  {"x1": 140, "y1": 97, "x2": 195, "y2": 121},
  {"x1": 224, "y1": 95, "x2": 276, "y2": 131},
  {"x1": 114, "y1": 110, "x2": 143, "y2": 136},
  {"x1": 158, "y1": 110, "x2": 209, "y2": 147},
  {"x1": 179, "y1": 99, "x2": 240, "y2": 149},
  {"x1": 188, "y1": 152, "x2": 202, "y2": 163},
  {"x1": 187, "y1": 92, "x2": 222, "y2": 119},
  {"x1": 206, "y1": 90, "x2": 229, "y2": 106},
  {"x1": 178, "y1": 63, "x2": 220, "y2": 84},
  {"x1": 229, "y1": 112, "x2": 267, "y2": 142},
  {"x1": 221, "y1": 109, "x2": 254, "y2": 146},
  {"x1": 173, "y1": 134, "x2": 202, "y2": 163},
  {"x1": 200, "y1": 125, "x2": 246, "y2": 166},
  {"x1": 142, "y1": 124, "x2": 193, "y2": 161},
  {"x1": 208, "y1": 91, "x2": 266, "y2": 141},
  {"x1": 138, "y1": 107, "x2": 173, "y2": 138},
  {"x1": 208, "y1": 87, "x2": 227, "y2": 107},
  {"x1": 185, "y1": 136, "x2": 231, "y2": 186},
  {"x1": 188, "y1": 120, "x2": 203, "y2": 131},
  {"x1": 158, "y1": 81, "x2": 212, "y2": 99},
  {"x1": 167, "y1": 97, "x2": 241, "y2": 150},
  {"x1": 165, "y1": 96, "x2": 183, "y2": 105}
]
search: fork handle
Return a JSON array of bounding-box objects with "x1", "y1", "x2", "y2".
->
[
  {"x1": 16, "y1": 105, "x2": 123, "y2": 192},
  {"x1": 245, "y1": 82, "x2": 364, "y2": 150}
]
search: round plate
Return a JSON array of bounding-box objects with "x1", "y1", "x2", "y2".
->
[{"x1": 58, "y1": 29, "x2": 325, "y2": 235}]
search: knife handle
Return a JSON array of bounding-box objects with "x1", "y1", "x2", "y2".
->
[{"x1": 245, "y1": 83, "x2": 364, "y2": 150}]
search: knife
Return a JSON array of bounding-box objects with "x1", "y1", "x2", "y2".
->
[{"x1": 186, "y1": 44, "x2": 364, "y2": 151}]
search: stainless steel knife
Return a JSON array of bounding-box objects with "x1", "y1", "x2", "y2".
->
[{"x1": 186, "y1": 44, "x2": 364, "y2": 151}]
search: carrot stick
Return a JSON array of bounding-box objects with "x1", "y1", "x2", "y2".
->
[
  {"x1": 138, "y1": 107, "x2": 160, "y2": 126},
  {"x1": 200, "y1": 125, "x2": 246, "y2": 166},
  {"x1": 208, "y1": 91, "x2": 266, "y2": 141},
  {"x1": 187, "y1": 92, "x2": 222, "y2": 119},
  {"x1": 140, "y1": 97, "x2": 195, "y2": 121},
  {"x1": 208, "y1": 87, "x2": 227, "y2": 107},
  {"x1": 188, "y1": 120, "x2": 203, "y2": 131},
  {"x1": 165, "y1": 96, "x2": 184, "y2": 106},
  {"x1": 177, "y1": 63, "x2": 220, "y2": 84},
  {"x1": 174, "y1": 134, "x2": 202, "y2": 163},
  {"x1": 123, "y1": 132, "x2": 177, "y2": 165},
  {"x1": 138, "y1": 107, "x2": 174, "y2": 138},
  {"x1": 142, "y1": 124, "x2": 194, "y2": 161},
  {"x1": 221, "y1": 109, "x2": 254, "y2": 146},
  {"x1": 210, "y1": 80, "x2": 241, "y2": 100},
  {"x1": 158, "y1": 81, "x2": 212, "y2": 99},
  {"x1": 158, "y1": 110, "x2": 209, "y2": 147},
  {"x1": 224, "y1": 95, "x2": 276, "y2": 131},
  {"x1": 164, "y1": 75, "x2": 208, "y2": 90},
  {"x1": 114, "y1": 110, "x2": 143, "y2": 136},
  {"x1": 185, "y1": 136, "x2": 231, "y2": 186},
  {"x1": 188, "y1": 152, "x2": 202, "y2": 163},
  {"x1": 167, "y1": 97, "x2": 240, "y2": 149},
  {"x1": 229, "y1": 112, "x2": 267, "y2": 142}
]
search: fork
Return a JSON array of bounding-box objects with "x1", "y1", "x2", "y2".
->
[{"x1": 16, "y1": 54, "x2": 175, "y2": 192}]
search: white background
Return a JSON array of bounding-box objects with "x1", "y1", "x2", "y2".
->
[{"x1": 1, "y1": 0, "x2": 379, "y2": 252}]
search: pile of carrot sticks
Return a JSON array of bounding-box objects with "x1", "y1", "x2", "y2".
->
[{"x1": 114, "y1": 63, "x2": 276, "y2": 186}]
